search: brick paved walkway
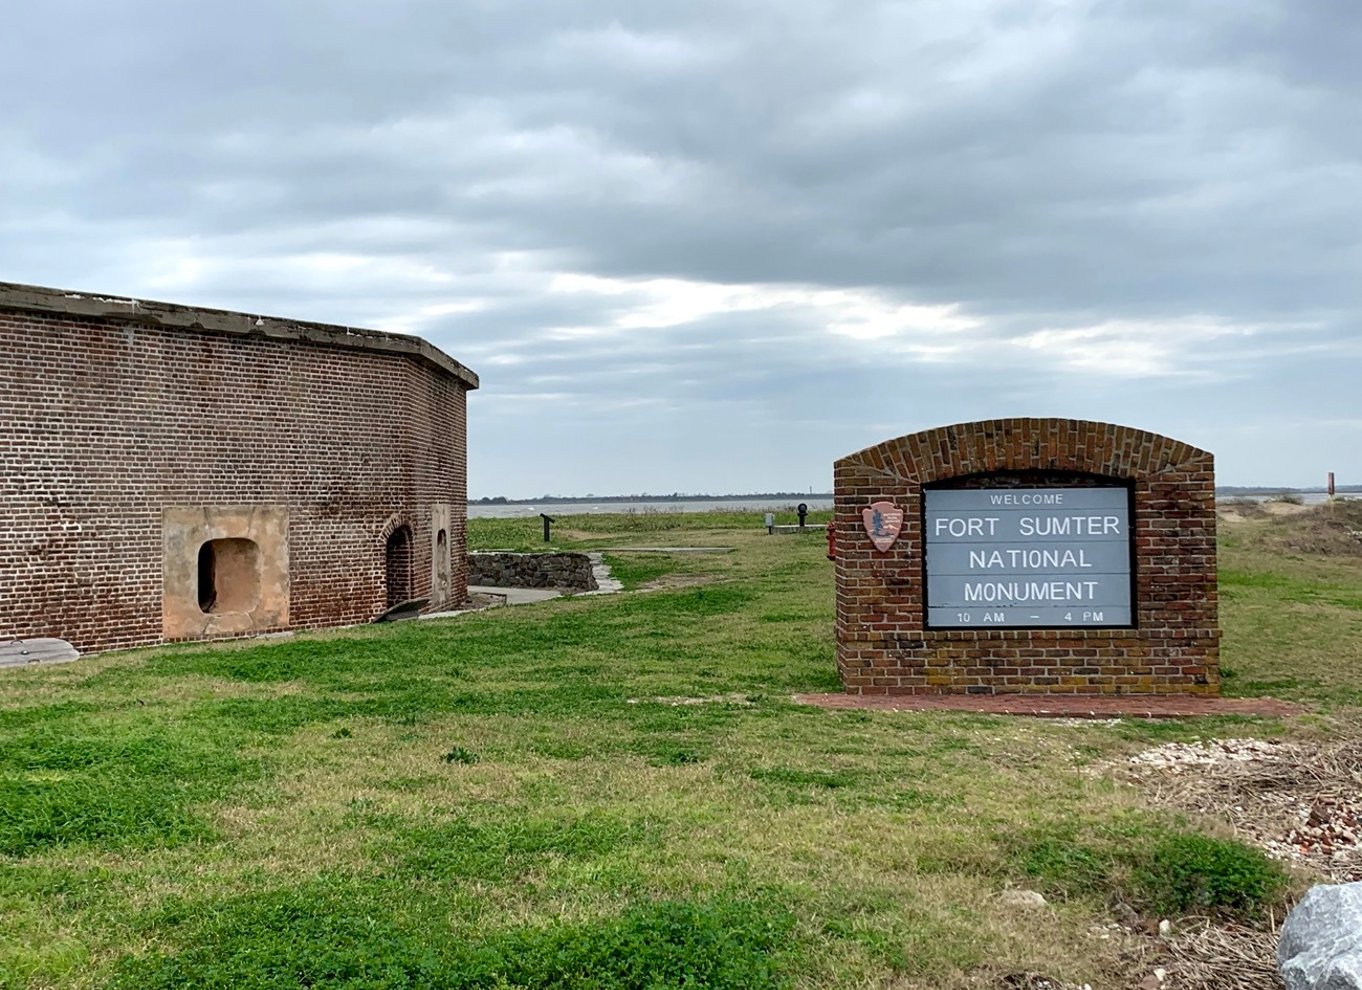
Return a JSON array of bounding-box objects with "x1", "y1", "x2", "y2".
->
[{"x1": 793, "y1": 692, "x2": 1305, "y2": 719}]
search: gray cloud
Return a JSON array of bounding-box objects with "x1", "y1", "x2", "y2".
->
[{"x1": 3, "y1": 0, "x2": 1359, "y2": 494}]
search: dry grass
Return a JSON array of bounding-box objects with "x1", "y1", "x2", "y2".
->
[
  {"x1": 1221, "y1": 500, "x2": 1362, "y2": 558},
  {"x1": 1159, "y1": 920, "x2": 1284, "y2": 990}
]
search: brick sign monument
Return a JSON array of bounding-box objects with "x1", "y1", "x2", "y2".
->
[{"x1": 833, "y1": 419, "x2": 1219, "y2": 696}]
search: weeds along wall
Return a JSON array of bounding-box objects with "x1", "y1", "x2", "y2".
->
[
  {"x1": 0, "y1": 282, "x2": 478, "y2": 654},
  {"x1": 833, "y1": 419, "x2": 1219, "y2": 696}
]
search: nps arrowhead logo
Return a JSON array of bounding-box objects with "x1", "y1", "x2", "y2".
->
[{"x1": 861, "y1": 501, "x2": 904, "y2": 552}]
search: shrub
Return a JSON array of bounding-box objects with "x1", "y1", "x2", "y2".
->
[
  {"x1": 1007, "y1": 823, "x2": 1289, "y2": 921},
  {"x1": 1128, "y1": 833, "x2": 1289, "y2": 919}
]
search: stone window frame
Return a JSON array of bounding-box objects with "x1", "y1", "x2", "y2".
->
[{"x1": 162, "y1": 505, "x2": 289, "y2": 641}]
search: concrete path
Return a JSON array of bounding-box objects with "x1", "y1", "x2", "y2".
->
[{"x1": 581, "y1": 552, "x2": 623, "y2": 595}]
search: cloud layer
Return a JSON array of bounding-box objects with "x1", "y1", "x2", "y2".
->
[{"x1": 4, "y1": 0, "x2": 1359, "y2": 493}]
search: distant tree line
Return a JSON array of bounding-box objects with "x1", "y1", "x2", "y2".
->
[
  {"x1": 471, "y1": 486, "x2": 1359, "y2": 505},
  {"x1": 472, "y1": 491, "x2": 835, "y2": 505}
]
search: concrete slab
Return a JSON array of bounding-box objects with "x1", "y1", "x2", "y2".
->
[
  {"x1": 0, "y1": 638, "x2": 80, "y2": 668},
  {"x1": 467, "y1": 585, "x2": 564, "y2": 604}
]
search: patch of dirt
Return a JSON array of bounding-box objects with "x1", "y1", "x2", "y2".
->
[
  {"x1": 636, "y1": 573, "x2": 714, "y2": 591},
  {"x1": 1261, "y1": 501, "x2": 1314, "y2": 516},
  {"x1": 1217, "y1": 500, "x2": 1273, "y2": 523},
  {"x1": 626, "y1": 693, "x2": 755, "y2": 706},
  {"x1": 994, "y1": 973, "x2": 1088, "y2": 990}
]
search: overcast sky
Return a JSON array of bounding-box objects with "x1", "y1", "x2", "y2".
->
[{"x1": 3, "y1": 1, "x2": 1359, "y2": 496}]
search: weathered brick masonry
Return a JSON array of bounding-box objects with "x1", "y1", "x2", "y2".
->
[
  {"x1": 0, "y1": 282, "x2": 478, "y2": 654},
  {"x1": 834, "y1": 419, "x2": 1219, "y2": 696}
]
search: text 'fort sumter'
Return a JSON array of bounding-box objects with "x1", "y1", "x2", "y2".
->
[{"x1": 923, "y1": 487, "x2": 1133, "y2": 628}]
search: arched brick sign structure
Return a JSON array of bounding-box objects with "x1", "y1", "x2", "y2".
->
[{"x1": 833, "y1": 419, "x2": 1219, "y2": 696}]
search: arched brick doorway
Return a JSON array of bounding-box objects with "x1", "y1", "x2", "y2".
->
[{"x1": 385, "y1": 525, "x2": 414, "y2": 608}]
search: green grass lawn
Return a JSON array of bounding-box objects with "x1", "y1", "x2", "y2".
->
[{"x1": 1, "y1": 509, "x2": 1357, "y2": 989}]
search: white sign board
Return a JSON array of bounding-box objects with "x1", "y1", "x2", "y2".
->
[{"x1": 924, "y1": 487, "x2": 1132, "y2": 628}]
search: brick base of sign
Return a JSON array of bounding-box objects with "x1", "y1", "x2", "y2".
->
[
  {"x1": 795, "y1": 692, "x2": 1299, "y2": 719},
  {"x1": 833, "y1": 419, "x2": 1220, "y2": 697}
]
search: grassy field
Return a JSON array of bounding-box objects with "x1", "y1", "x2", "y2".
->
[{"x1": 1, "y1": 506, "x2": 1359, "y2": 989}]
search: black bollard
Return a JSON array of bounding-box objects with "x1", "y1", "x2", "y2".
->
[
  {"x1": 540, "y1": 513, "x2": 555, "y2": 543},
  {"x1": 797, "y1": 502, "x2": 809, "y2": 530}
]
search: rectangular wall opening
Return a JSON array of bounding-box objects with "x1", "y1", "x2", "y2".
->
[{"x1": 198, "y1": 538, "x2": 261, "y2": 614}]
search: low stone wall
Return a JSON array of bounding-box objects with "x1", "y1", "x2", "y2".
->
[{"x1": 468, "y1": 552, "x2": 599, "y2": 591}]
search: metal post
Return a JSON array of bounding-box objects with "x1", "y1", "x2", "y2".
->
[{"x1": 540, "y1": 513, "x2": 555, "y2": 542}]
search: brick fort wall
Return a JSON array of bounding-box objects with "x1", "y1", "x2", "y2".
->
[
  {"x1": 833, "y1": 419, "x2": 1219, "y2": 696},
  {"x1": 0, "y1": 283, "x2": 478, "y2": 654}
]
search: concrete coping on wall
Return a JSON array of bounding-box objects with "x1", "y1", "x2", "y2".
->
[{"x1": 0, "y1": 281, "x2": 479, "y2": 390}]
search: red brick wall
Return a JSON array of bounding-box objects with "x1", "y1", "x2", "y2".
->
[
  {"x1": 833, "y1": 419, "x2": 1219, "y2": 696},
  {"x1": 0, "y1": 305, "x2": 472, "y2": 654}
]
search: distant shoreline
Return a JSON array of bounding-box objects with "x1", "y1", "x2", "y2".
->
[
  {"x1": 1216, "y1": 486, "x2": 1360, "y2": 496},
  {"x1": 473, "y1": 486, "x2": 1359, "y2": 505},
  {"x1": 472, "y1": 492, "x2": 834, "y2": 505}
]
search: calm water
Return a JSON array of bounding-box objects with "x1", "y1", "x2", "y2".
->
[
  {"x1": 469, "y1": 497, "x2": 834, "y2": 519},
  {"x1": 1229, "y1": 492, "x2": 1342, "y2": 506},
  {"x1": 468, "y1": 491, "x2": 1346, "y2": 519}
]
